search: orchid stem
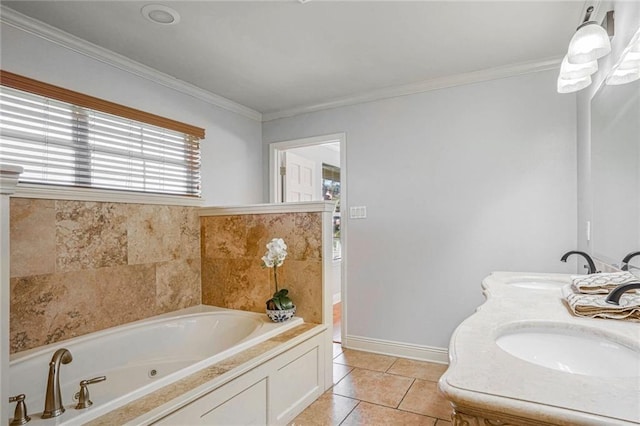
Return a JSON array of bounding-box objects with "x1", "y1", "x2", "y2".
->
[{"x1": 274, "y1": 265, "x2": 279, "y2": 293}]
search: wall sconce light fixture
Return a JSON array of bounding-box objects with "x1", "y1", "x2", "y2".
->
[
  {"x1": 557, "y1": 6, "x2": 614, "y2": 93},
  {"x1": 606, "y1": 26, "x2": 640, "y2": 85}
]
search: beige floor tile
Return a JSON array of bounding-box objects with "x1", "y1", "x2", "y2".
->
[
  {"x1": 290, "y1": 392, "x2": 359, "y2": 426},
  {"x1": 341, "y1": 401, "x2": 436, "y2": 426},
  {"x1": 398, "y1": 379, "x2": 454, "y2": 421},
  {"x1": 387, "y1": 358, "x2": 448, "y2": 382},
  {"x1": 333, "y1": 363, "x2": 353, "y2": 384},
  {"x1": 332, "y1": 368, "x2": 413, "y2": 408},
  {"x1": 333, "y1": 349, "x2": 397, "y2": 372},
  {"x1": 435, "y1": 420, "x2": 452, "y2": 426},
  {"x1": 333, "y1": 342, "x2": 344, "y2": 358}
]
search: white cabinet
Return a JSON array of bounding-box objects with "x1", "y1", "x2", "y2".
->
[{"x1": 153, "y1": 332, "x2": 325, "y2": 426}]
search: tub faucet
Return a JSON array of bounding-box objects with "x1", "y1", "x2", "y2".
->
[
  {"x1": 560, "y1": 251, "x2": 598, "y2": 274},
  {"x1": 621, "y1": 251, "x2": 640, "y2": 271},
  {"x1": 42, "y1": 348, "x2": 73, "y2": 419},
  {"x1": 605, "y1": 282, "x2": 640, "y2": 305},
  {"x1": 9, "y1": 394, "x2": 30, "y2": 426}
]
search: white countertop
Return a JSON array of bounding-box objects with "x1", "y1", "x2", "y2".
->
[{"x1": 438, "y1": 271, "x2": 640, "y2": 426}]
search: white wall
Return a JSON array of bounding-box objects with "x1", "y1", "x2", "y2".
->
[
  {"x1": 264, "y1": 70, "x2": 577, "y2": 350},
  {"x1": 0, "y1": 23, "x2": 263, "y2": 205},
  {"x1": 576, "y1": 1, "x2": 640, "y2": 260}
]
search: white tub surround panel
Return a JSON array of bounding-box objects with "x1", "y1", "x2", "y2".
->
[
  {"x1": 150, "y1": 330, "x2": 325, "y2": 425},
  {"x1": 439, "y1": 272, "x2": 640, "y2": 425},
  {"x1": 1, "y1": 164, "x2": 23, "y2": 422},
  {"x1": 91, "y1": 322, "x2": 326, "y2": 426}
]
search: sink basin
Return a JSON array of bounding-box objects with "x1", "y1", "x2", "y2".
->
[
  {"x1": 506, "y1": 278, "x2": 567, "y2": 290},
  {"x1": 496, "y1": 326, "x2": 640, "y2": 377}
]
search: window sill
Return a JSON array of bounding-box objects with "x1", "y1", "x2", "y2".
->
[{"x1": 11, "y1": 183, "x2": 203, "y2": 207}]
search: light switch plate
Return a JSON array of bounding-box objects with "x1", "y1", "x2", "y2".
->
[{"x1": 349, "y1": 206, "x2": 367, "y2": 219}]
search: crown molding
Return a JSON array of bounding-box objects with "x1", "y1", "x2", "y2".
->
[
  {"x1": 262, "y1": 56, "x2": 563, "y2": 122},
  {"x1": 0, "y1": 6, "x2": 262, "y2": 122}
]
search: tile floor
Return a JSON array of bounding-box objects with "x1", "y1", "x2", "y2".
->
[{"x1": 290, "y1": 344, "x2": 454, "y2": 425}]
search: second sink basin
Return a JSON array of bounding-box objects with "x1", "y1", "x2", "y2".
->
[
  {"x1": 505, "y1": 277, "x2": 568, "y2": 290},
  {"x1": 496, "y1": 325, "x2": 640, "y2": 377}
]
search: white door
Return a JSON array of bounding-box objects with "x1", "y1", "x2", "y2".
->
[{"x1": 283, "y1": 151, "x2": 317, "y2": 202}]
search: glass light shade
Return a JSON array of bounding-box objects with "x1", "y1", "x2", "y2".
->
[
  {"x1": 559, "y1": 55, "x2": 598, "y2": 79},
  {"x1": 618, "y1": 57, "x2": 640, "y2": 70},
  {"x1": 567, "y1": 22, "x2": 611, "y2": 64},
  {"x1": 557, "y1": 75, "x2": 592, "y2": 93},
  {"x1": 606, "y1": 68, "x2": 640, "y2": 85},
  {"x1": 615, "y1": 50, "x2": 640, "y2": 70}
]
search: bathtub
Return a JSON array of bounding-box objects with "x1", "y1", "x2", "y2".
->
[{"x1": 8, "y1": 305, "x2": 304, "y2": 425}]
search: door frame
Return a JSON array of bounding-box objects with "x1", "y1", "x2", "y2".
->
[
  {"x1": 268, "y1": 132, "x2": 348, "y2": 344},
  {"x1": 269, "y1": 133, "x2": 344, "y2": 203}
]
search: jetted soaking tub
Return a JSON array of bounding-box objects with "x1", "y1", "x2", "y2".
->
[{"x1": 8, "y1": 305, "x2": 304, "y2": 425}]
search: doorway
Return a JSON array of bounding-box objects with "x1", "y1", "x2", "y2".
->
[{"x1": 269, "y1": 133, "x2": 346, "y2": 344}]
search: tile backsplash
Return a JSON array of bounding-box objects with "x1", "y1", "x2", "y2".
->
[
  {"x1": 9, "y1": 198, "x2": 201, "y2": 353},
  {"x1": 201, "y1": 212, "x2": 323, "y2": 324}
]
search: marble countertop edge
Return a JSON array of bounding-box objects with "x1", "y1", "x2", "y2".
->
[
  {"x1": 438, "y1": 375, "x2": 638, "y2": 426},
  {"x1": 440, "y1": 271, "x2": 640, "y2": 425}
]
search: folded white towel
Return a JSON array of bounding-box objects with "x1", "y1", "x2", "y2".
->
[
  {"x1": 562, "y1": 285, "x2": 640, "y2": 320},
  {"x1": 570, "y1": 271, "x2": 638, "y2": 294}
]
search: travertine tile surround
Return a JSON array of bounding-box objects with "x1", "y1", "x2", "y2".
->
[
  {"x1": 201, "y1": 212, "x2": 323, "y2": 324},
  {"x1": 10, "y1": 200, "x2": 324, "y2": 354},
  {"x1": 9, "y1": 198, "x2": 201, "y2": 353}
]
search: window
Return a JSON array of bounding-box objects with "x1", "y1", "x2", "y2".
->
[{"x1": 0, "y1": 71, "x2": 204, "y2": 197}]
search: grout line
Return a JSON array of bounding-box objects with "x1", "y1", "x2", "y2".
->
[
  {"x1": 385, "y1": 370, "x2": 440, "y2": 382},
  {"x1": 331, "y1": 365, "x2": 355, "y2": 387},
  {"x1": 394, "y1": 377, "x2": 416, "y2": 409},
  {"x1": 333, "y1": 362, "x2": 396, "y2": 375},
  {"x1": 338, "y1": 400, "x2": 360, "y2": 426},
  {"x1": 354, "y1": 399, "x2": 437, "y2": 422},
  {"x1": 386, "y1": 357, "x2": 399, "y2": 373},
  {"x1": 396, "y1": 404, "x2": 442, "y2": 418}
]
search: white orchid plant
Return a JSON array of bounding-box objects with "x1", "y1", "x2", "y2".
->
[{"x1": 262, "y1": 238, "x2": 294, "y2": 310}]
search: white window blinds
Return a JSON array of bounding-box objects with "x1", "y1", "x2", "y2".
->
[{"x1": 0, "y1": 83, "x2": 201, "y2": 197}]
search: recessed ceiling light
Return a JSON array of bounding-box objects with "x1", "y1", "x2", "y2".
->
[{"x1": 141, "y1": 4, "x2": 180, "y2": 25}]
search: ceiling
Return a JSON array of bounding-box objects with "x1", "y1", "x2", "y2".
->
[{"x1": 2, "y1": 1, "x2": 587, "y2": 117}]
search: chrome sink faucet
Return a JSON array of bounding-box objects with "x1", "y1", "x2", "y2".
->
[
  {"x1": 561, "y1": 250, "x2": 598, "y2": 274},
  {"x1": 42, "y1": 348, "x2": 73, "y2": 419},
  {"x1": 621, "y1": 251, "x2": 640, "y2": 271},
  {"x1": 605, "y1": 282, "x2": 640, "y2": 305}
]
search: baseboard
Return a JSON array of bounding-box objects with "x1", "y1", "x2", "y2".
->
[
  {"x1": 343, "y1": 335, "x2": 448, "y2": 365},
  {"x1": 332, "y1": 293, "x2": 341, "y2": 305}
]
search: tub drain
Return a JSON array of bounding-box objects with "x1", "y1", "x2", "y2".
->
[{"x1": 148, "y1": 369, "x2": 158, "y2": 378}]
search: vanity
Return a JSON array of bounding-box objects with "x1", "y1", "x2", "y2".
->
[{"x1": 438, "y1": 272, "x2": 640, "y2": 425}]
